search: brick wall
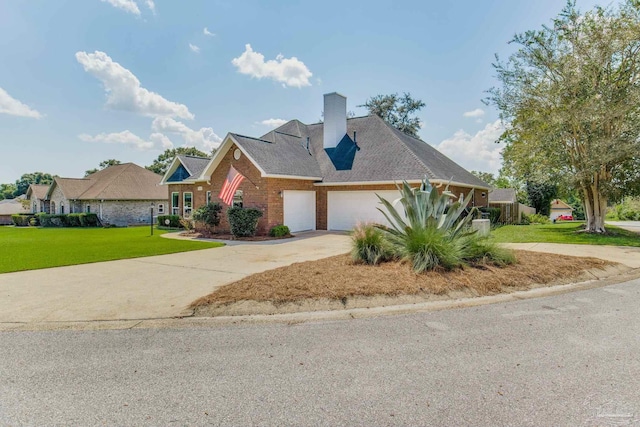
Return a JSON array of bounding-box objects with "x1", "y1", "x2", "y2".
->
[{"x1": 95, "y1": 200, "x2": 167, "y2": 226}]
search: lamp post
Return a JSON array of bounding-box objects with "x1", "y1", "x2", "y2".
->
[{"x1": 150, "y1": 202, "x2": 154, "y2": 236}]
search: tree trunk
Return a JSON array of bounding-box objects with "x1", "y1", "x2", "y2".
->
[{"x1": 582, "y1": 178, "x2": 607, "y2": 233}]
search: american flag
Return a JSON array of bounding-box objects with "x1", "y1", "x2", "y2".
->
[{"x1": 218, "y1": 166, "x2": 245, "y2": 205}]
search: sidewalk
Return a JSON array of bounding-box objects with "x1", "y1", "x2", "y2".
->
[{"x1": 502, "y1": 243, "x2": 640, "y2": 268}]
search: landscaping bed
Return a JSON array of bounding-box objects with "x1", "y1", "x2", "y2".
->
[{"x1": 191, "y1": 250, "x2": 621, "y2": 316}]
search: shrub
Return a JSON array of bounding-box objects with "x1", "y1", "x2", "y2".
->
[
  {"x1": 479, "y1": 207, "x2": 502, "y2": 224},
  {"x1": 192, "y1": 203, "x2": 222, "y2": 229},
  {"x1": 376, "y1": 179, "x2": 478, "y2": 273},
  {"x1": 269, "y1": 224, "x2": 291, "y2": 238},
  {"x1": 462, "y1": 234, "x2": 516, "y2": 267},
  {"x1": 29, "y1": 217, "x2": 38, "y2": 227},
  {"x1": 11, "y1": 214, "x2": 35, "y2": 227},
  {"x1": 80, "y1": 213, "x2": 100, "y2": 227},
  {"x1": 66, "y1": 213, "x2": 82, "y2": 227},
  {"x1": 157, "y1": 215, "x2": 181, "y2": 228},
  {"x1": 179, "y1": 218, "x2": 194, "y2": 232},
  {"x1": 524, "y1": 213, "x2": 550, "y2": 224},
  {"x1": 227, "y1": 207, "x2": 263, "y2": 237},
  {"x1": 350, "y1": 223, "x2": 392, "y2": 265},
  {"x1": 610, "y1": 197, "x2": 640, "y2": 220}
]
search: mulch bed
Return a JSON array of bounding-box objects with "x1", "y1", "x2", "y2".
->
[{"x1": 191, "y1": 250, "x2": 615, "y2": 308}]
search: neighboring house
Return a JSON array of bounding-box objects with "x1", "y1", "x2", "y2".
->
[
  {"x1": 550, "y1": 199, "x2": 574, "y2": 220},
  {"x1": 162, "y1": 92, "x2": 490, "y2": 234},
  {"x1": 36, "y1": 163, "x2": 168, "y2": 226},
  {"x1": 488, "y1": 188, "x2": 535, "y2": 224},
  {"x1": 26, "y1": 184, "x2": 51, "y2": 213},
  {"x1": 0, "y1": 195, "x2": 30, "y2": 225}
]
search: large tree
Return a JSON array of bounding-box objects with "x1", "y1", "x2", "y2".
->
[
  {"x1": 146, "y1": 147, "x2": 209, "y2": 175},
  {"x1": 486, "y1": 0, "x2": 640, "y2": 232},
  {"x1": 359, "y1": 93, "x2": 425, "y2": 138},
  {"x1": 84, "y1": 159, "x2": 122, "y2": 177}
]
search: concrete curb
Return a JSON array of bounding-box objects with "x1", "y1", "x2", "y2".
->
[{"x1": 3, "y1": 267, "x2": 639, "y2": 333}]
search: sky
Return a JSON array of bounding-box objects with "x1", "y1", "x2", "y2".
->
[{"x1": 0, "y1": 0, "x2": 618, "y2": 184}]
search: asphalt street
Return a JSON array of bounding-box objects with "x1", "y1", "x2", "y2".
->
[{"x1": 1, "y1": 277, "x2": 639, "y2": 426}]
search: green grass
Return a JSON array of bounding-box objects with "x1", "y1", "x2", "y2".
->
[
  {"x1": 491, "y1": 222, "x2": 640, "y2": 247},
  {"x1": 0, "y1": 226, "x2": 224, "y2": 273}
]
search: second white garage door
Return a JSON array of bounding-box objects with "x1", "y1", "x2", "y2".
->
[
  {"x1": 283, "y1": 190, "x2": 316, "y2": 232},
  {"x1": 327, "y1": 190, "x2": 402, "y2": 231}
]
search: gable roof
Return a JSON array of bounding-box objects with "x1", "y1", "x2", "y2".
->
[
  {"x1": 49, "y1": 163, "x2": 167, "y2": 201},
  {"x1": 550, "y1": 199, "x2": 574, "y2": 210},
  {"x1": 489, "y1": 188, "x2": 517, "y2": 203},
  {"x1": 26, "y1": 184, "x2": 50, "y2": 200},
  {"x1": 168, "y1": 115, "x2": 489, "y2": 189},
  {"x1": 177, "y1": 155, "x2": 210, "y2": 179}
]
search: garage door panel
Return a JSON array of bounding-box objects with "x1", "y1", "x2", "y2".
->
[
  {"x1": 328, "y1": 190, "x2": 402, "y2": 231},
  {"x1": 283, "y1": 190, "x2": 316, "y2": 232}
]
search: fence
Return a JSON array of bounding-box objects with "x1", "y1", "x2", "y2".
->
[{"x1": 489, "y1": 203, "x2": 536, "y2": 224}]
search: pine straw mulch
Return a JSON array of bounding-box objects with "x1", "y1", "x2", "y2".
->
[{"x1": 190, "y1": 250, "x2": 615, "y2": 309}]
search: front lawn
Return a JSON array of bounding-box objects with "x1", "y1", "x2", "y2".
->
[
  {"x1": 0, "y1": 227, "x2": 223, "y2": 273},
  {"x1": 491, "y1": 222, "x2": 640, "y2": 246}
]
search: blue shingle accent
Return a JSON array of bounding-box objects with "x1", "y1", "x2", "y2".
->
[
  {"x1": 167, "y1": 164, "x2": 191, "y2": 182},
  {"x1": 324, "y1": 134, "x2": 358, "y2": 170}
]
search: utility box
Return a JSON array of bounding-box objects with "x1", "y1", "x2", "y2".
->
[{"x1": 472, "y1": 219, "x2": 490, "y2": 237}]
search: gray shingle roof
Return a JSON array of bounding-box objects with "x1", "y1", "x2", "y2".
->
[
  {"x1": 177, "y1": 155, "x2": 210, "y2": 179},
  {"x1": 489, "y1": 188, "x2": 517, "y2": 203},
  {"x1": 254, "y1": 115, "x2": 489, "y2": 187},
  {"x1": 231, "y1": 133, "x2": 322, "y2": 178}
]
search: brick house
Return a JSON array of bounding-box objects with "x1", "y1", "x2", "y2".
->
[
  {"x1": 32, "y1": 163, "x2": 168, "y2": 226},
  {"x1": 162, "y1": 92, "x2": 490, "y2": 234}
]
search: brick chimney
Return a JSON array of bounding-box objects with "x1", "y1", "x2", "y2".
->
[{"x1": 323, "y1": 92, "x2": 347, "y2": 149}]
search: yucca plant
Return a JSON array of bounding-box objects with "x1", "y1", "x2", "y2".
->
[{"x1": 376, "y1": 179, "x2": 478, "y2": 273}]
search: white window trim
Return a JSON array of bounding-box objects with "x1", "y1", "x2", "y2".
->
[
  {"x1": 183, "y1": 192, "x2": 193, "y2": 217},
  {"x1": 157, "y1": 203, "x2": 165, "y2": 214},
  {"x1": 171, "y1": 192, "x2": 179, "y2": 215}
]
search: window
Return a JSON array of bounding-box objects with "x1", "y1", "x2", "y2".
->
[
  {"x1": 60, "y1": 203, "x2": 65, "y2": 214},
  {"x1": 183, "y1": 192, "x2": 193, "y2": 217},
  {"x1": 233, "y1": 190, "x2": 243, "y2": 208},
  {"x1": 157, "y1": 204, "x2": 165, "y2": 214},
  {"x1": 206, "y1": 191, "x2": 212, "y2": 204},
  {"x1": 172, "y1": 192, "x2": 179, "y2": 215},
  {"x1": 33, "y1": 202, "x2": 36, "y2": 213},
  {"x1": 86, "y1": 205, "x2": 91, "y2": 213}
]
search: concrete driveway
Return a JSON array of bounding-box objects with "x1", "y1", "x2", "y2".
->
[
  {"x1": 0, "y1": 232, "x2": 351, "y2": 323},
  {"x1": 607, "y1": 220, "x2": 640, "y2": 234}
]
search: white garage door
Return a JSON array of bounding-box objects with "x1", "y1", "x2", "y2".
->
[
  {"x1": 327, "y1": 190, "x2": 402, "y2": 231},
  {"x1": 283, "y1": 190, "x2": 316, "y2": 232}
]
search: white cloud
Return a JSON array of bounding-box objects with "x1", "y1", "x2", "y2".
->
[
  {"x1": 463, "y1": 108, "x2": 485, "y2": 118},
  {"x1": 231, "y1": 44, "x2": 312, "y2": 88},
  {"x1": 434, "y1": 120, "x2": 505, "y2": 174},
  {"x1": 100, "y1": 0, "x2": 140, "y2": 15},
  {"x1": 0, "y1": 87, "x2": 43, "y2": 119},
  {"x1": 78, "y1": 130, "x2": 164, "y2": 151},
  {"x1": 76, "y1": 50, "x2": 194, "y2": 119},
  {"x1": 203, "y1": 27, "x2": 215, "y2": 36},
  {"x1": 151, "y1": 117, "x2": 222, "y2": 151},
  {"x1": 258, "y1": 118, "x2": 287, "y2": 128},
  {"x1": 145, "y1": 0, "x2": 156, "y2": 14},
  {"x1": 189, "y1": 43, "x2": 200, "y2": 53}
]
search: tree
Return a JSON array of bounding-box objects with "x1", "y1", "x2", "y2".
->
[
  {"x1": 471, "y1": 171, "x2": 498, "y2": 187},
  {"x1": 13, "y1": 172, "x2": 54, "y2": 197},
  {"x1": 84, "y1": 159, "x2": 122, "y2": 177},
  {"x1": 0, "y1": 183, "x2": 17, "y2": 200},
  {"x1": 146, "y1": 147, "x2": 210, "y2": 175},
  {"x1": 486, "y1": 0, "x2": 640, "y2": 232},
  {"x1": 359, "y1": 93, "x2": 425, "y2": 137},
  {"x1": 526, "y1": 181, "x2": 558, "y2": 217}
]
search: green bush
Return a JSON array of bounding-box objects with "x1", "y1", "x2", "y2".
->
[
  {"x1": 462, "y1": 234, "x2": 516, "y2": 267},
  {"x1": 157, "y1": 215, "x2": 181, "y2": 228},
  {"x1": 29, "y1": 217, "x2": 38, "y2": 227},
  {"x1": 269, "y1": 224, "x2": 291, "y2": 238},
  {"x1": 192, "y1": 203, "x2": 222, "y2": 228},
  {"x1": 609, "y1": 197, "x2": 640, "y2": 220},
  {"x1": 523, "y1": 213, "x2": 550, "y2": 224},
  {"x1": 350, "y1": 223, "x2": 392, "y2": 265},
  {"x1": 36, "y1": 213, "x2": 99, "y2": 227},
  {"x1": 479, "y1": 207, "x2": 502, "y2": 224},
  {"x1": 227, "y1": 207, "x2": 263, "y2": 237},
  {"x1": 11, "y1": 214, "x2": 35, "y2": 227},
  {"x1": 66, "y1": 213, "x2": 82, "y2": 227}
]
